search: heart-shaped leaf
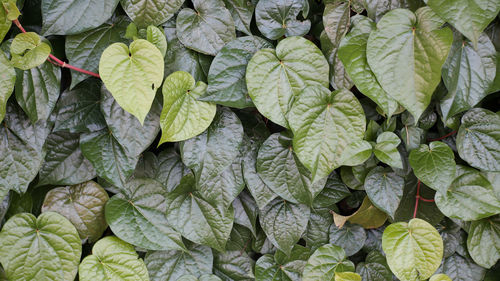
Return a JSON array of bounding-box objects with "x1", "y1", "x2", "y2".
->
[
  {"x1": 10, "y1": 32, "x2": 51, "y2": 70},
  {"x1": 374, "y1": 132, "x2": 403, "y2": 169},
  {"x1": 329, "y1": 223, "x2": 367, "y2": 256},
  {"x1": 364, "y1": 166, "x2": 404, "y2": 219},
  {"x1": 159, "y1": 71, "x2": 216, "y2": 143},
  {"x1": 0, "y1": 212, "x2": 81, "y2": 281},
  {"x1": 255, "y1": 245, "x2": 311, "y2": 280},
  {"x1": 255, "y1": 0, "x2": 310, "y2": 40},
  {"x1": 302, "y1": 244, "x2": 355, "y2": 281},
  {"x1": 120, "y1": 0, "x2": 184, "y2": 28},
  {"x1": 289, "y1": 86, "x2": 366, "y2": 181},
  {"x1": 367, "y1": 7, "x2": 452, "y2": 119},
  {"x1": 222, "y1": 0, "x2": 255, "y2": 35},
  {"x1": 105, "y1": 177, "x2": 186, "y2": 251},
  {"x1": 41, "y1": 181, "x2": 108, "y2": 242},
  {"x1": 382, "y1": 218, "x2": 443, "y2": 281},
  {"x1": 99, "y1": 39, "x2": 164, "y2": 124},
  {"x1": 79, "y1": 236, "x2": 149, "y2": 281},
  {"x1": 467, "y1": 216, "x2": 500, "y2": 269},
  {"x1": 246, "y1": 36, "x2": 329, "y2": 128}
]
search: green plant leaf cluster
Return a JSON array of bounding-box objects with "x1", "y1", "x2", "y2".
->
[{"x1": 0, "y1": 1, "x2": 499, "y2": 280}]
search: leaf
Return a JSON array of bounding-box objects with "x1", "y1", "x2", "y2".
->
[
  {"x1": 259, "y1": 198, "x2": 310, "y2": 256},
  {"x1": 147, "y1": 25, "x2": 167, "y2": 57},
  {"x1": 0, "y1": 51, "x2": 15, "y2": 123},
  {"x1": 438, "y1": 253, "x2": 486, "y2": 281},
  {"x1": 222, "y1": 0, "x2": 255, "y2": 35},
  {"x1": 79, "y1": 236, "x2": 149, "y2": 281},
  {"x1": 255, "y1": 245, "x2": 311, "y2": 281},
  {"x1": 38, "y1": 131, "x2": 95, "y2": 186},
  {"x1": 409, "y1": 141, "x2": 456, "y2": 193},
  {"x1": 155, "y1": 148, "x2": 191, "y2": 192},
  {"x1": 339, "y1": 140, "x2": 373, "y2": 167},
  {"x1": 323, "y1": 2, "x2": 350, "y2": 48},
  {"x1": 53, "y1": 78, "x2": 106, "y2": 133},
  {"x1": 257, "y1": 132, "x2": 327, "y2": 206},
  {"x1": 338, "y1": 15, "x2": 398, "y2": 117},
  {"x1": 0, "y1": 212, "x2": 81, "y2": 281},
  {"x1": 179, "y1": 274, "x2": 222, "y2": 281},
  {"x1": 246, "y1": 36, "x2": 329, "y2": 128},
  {"x1": 105, "y1": 177, "x2": 186, "y2": 251},
  {"x1": 435, "y1": 170, "x2": 500, "y2": 221},
  {"x1": 176, "y1": 0, "x2": 235, "y2": 56},
  {"x1": 10, "y1": 32, "x2": 51, "y2": 70},
  {"x1": 364, "y1": 166, "x2": 404, "y2": 219},
  {"x1": 0, "y1": 1, "x2": 13, "y2": 42},
  {"x1": 165, "y1": 174, "x2": 234, "y2": 252},
  {"x1": 41, "y1": 0, "x2": 119, "y2": 35},
  {"x1": 302, "y1": 244, "x2": 355, "y2": 281},
  {"x1": 65, "y1": 17, "x2": 129, "y2": 88},
  {"x1": 145, "y1": 243, "x2": 213, "y2": 281},
  {"x1": 255, "y1": 0, "x2": 310, "y2": 40},
  {"x1": 14, "y1": 60, "x2": 60, "y2": 122},
  {"x1": 366, "y1": 7, "x2": 453, "y2": 119},
  {"x1": 335, "y1": 272, "x2": 361, "y2": 281},
  {"x1": 373, "y1": 132, "x2": 403, "y2": 169},
  {"x1": 365, "y1": 0, "x2": 424, "y2": 22},
  {"x1": 200, "y1": 36, "x2": 272, "y2": 108},
  {"x1": 320, "y1": 30, "x2": 353, "y2": 91},
  {"x1": 159, "y1": 71, "x2": 216, "y2": 143},
  {"x1": 99, "y1": 39, "x2": 164, "y2": 124},
  {"x1": 120, "y1": 0, "x2": 183, "y2": 28},
  {"x1": 466, "y1": 215, "x2": 500, "y2": 268},
  {"x1": 382, "y1": 218, "x2": 443, "y2": 281},
  {"x1": 333, "y1": 196, "x2": 388, "y2": 229},
  {"x1": 101, "y1": 87, "x2": 161, "y2": 156},
  {"x1": 41, "y1": 181, "x2": 108, "y2": 242},
  {"x1": 313, "y1": 172, "x2": 350, "y2": 208},
  {"x1": 232, "y1": 191, "x2": 259, "y2": 237},
  {"x1": 80, "y1": 129, "x2": 139, "y2": 188},
  {"x1": 429, "y1": 274, "x2": 452, "y2": 281},
  {"x1": 456, "y1": 108, "x2": 500, "y2": 171},
  {"x1": 356, "y1": 262, "x2": 392, "y2": 281},
  {"x1": 289, "y1": 86, "x2": 366, "y2": 181},
  {"x1": 213, "y1": 250, "x2": 255, "y2": 280},
  {"x1": 427, "y1": 0, "x2": 500, "y2": 48},
  {"x1": 328, "y1": 222, "x2": 367, "y2": 256},
  {"x1": 441, "y1": 32, "x2": 497, "y2": 121}
]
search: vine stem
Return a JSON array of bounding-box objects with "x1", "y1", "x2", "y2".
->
[
  {"x1": 12, "y1": 19, "x2": 100, "y2": 78},
  {"x1": 427, "y1": 130, "x2": 457, "y2": 142},
  {"x1": 413, "y1": 180, "x2": 435, "y2": 218}
]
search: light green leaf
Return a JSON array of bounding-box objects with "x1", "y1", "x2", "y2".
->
[
  {"x1": 0, "y1": 51, "x2": 15, "y2": 123},
  {"x1": 374, "y1": 132, "x2": 403, "y2": 169},
  {"x1": 466, "y1": 216, "x2": 500, "y2": 268},
  {"x1": 338, "y1": 15, "x2": 398, "y2": 117},
  {"x1": 364, "y1": 166, "x2": 404, "y2": 219},
  {"x1": 440, "y1": 32, "x2": 497, "y2": 120},
  {"x1": 427, "y1": 0, "x2": 500, "y2": 48},
  {"x1": 79, "y1": 236, "x2": 149, "y2": 281},
  {"x1": 328, "y1": 223, "x2": 367, "y2": 256},
  {"x1": 176, "y1": 0, "x2": 235, "y2": 56},
  {"x1": 145, "y1": 243, "x2": 213, "y2": 281},
  {"x1": 0, "y1": 212, "x2": 81, "y2": 281},
  {"x1": 456, "y1": 108, "x2": 500, "y2": 171},
  {"x1": 339, "y1": 140, "x2": 373, "y2": 167},
  {"x1": 147, "y1": 25, "x2": 167, "y2": 57},
  {"x1": 0, "y1": 0, "x2": 13, "y2": 42},
  {"x1": 259, "y1": 198, "x2": 310, "y2": 256},
  {"x1": 200, "y1": 36, "x2": 272, "y2": 108},
  {"x1": 409, "y1": 142, "x2": 456, "y2": 193},
  {"x1": 41, "y1": 0, "x2": 119, "y2": 35},
  {"x1": 99, "y1": 39, "x2": 164, "y2": 124},
  {"x1": 165, "y1": 174, "x2": 234, "y2": 252},
  {"x1": 335, "y1": 272, "x2": 361, "y2": 281},
  {"x1": 246, "y1": 36, "x2": 329, "y2": 128},
  {"x1": 289, "y1": 86, "x2": 366, "y2": 181},
  {"x1": 429, "y1": 274, "x2": 452, "y2": 281},
  {"x1": 382, "y1": 218, "x2": 444, "y2": 281},
  {"x1": 255, "y1": 0, "x2": 310, "y2": 40},
  {"x1": 159, "y1": 71, "x2": 216, "y2": 143},
  {"x1": 105, "y1": 178, "x2": 185, "y2": 251},
  {"x1": 10, "y1": 32, "x2": 51, "y2": 70},
  {"x1": 367, "y1": 7, "x2": 453, "y2": 119},
  {"x1": 38, "y1": 132, "x2": 95, "y2": 186},
  {"x1": 120, "y1": 0, "x2": 184, "y2": 28},
  {"x1": 256, "y1": 132, "x2": 327, "y2": 206},
  {"x1": 41, "y1": 181, "x2": 108, "y2": 242},
  {"x1": 302, "y1": 244, "x2": 355, "y2": 281}
]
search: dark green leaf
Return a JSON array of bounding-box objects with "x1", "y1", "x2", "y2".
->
[
  {"x1": 223, "y1": 0, "x2": 255, "y2": 35},
  {"x1": 364, "y1": 166, "x2": 404, "y2": 219},
  {"x1": 373, "y1": 132, "x2": 403, "y2": 169},
  {"x1": 438, "y1": 253, "x2": 486, "y2": 281},
  {"x1": 328, "y1": 222, "x2": 366, "y2": 256},
  {"x1": 0, "y1": 52, "x2": 15, "y2": 123},
  {"x1": 467, "y1": 215, "x2": 500, "y2": 268},
  {"x1": 302, "y1": 244, "x2": 355, "y2": 281},
  {"x1": 120, "y1": 0, "x2": 184, "y2": 28},
  {"x1": 255, "y1": 0, "x2": 310, "y2": 40}
]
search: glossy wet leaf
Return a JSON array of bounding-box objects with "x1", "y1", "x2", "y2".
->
[
  {"x1": 41, "y1": 181, "x2": 108, "y2": 242},
  {"x1": 255, "y1": 0, "x2": 310, "y2": 40},
  {"x1": 0, "y1": 212, "x2": 81, "y2": 281},
  {"x1": 289, "y1": 86, "x2": 366, "y2": 181},
  {"x1": 79, "y1": 236, "x2": 148, "y2": 281},
  {"x1": 120, "y1": 0, "x2": 184, "y2": 28},
  {"x1": 466, "y1": 216, "x2": 500, "y2": 268},
  {"x1": 105, "y1": 178, "x2": 185, "y2": 251},
  {"x1": 382, "y1": 218, "x2": 443, "y2": 281},
  {"x1": 147, "y1": 25, "x2": 167, "y2": 57},
  {"x1": 10, "y1": 32, "x2": 51, "y2": 70},
  {"x1": 0, "y1": 51, "x2": 15, "y2": 123},
  {"x1": 302, "y1": 244, "x2": 355, "y2": 281},
  {"x1": 438, "y1": 253, "x2": 487, "y2": 281},
  {"x1": 367, "y1": 7, "x2": 453, "y2": 119},
  {"x1": 159, "y1": 71, "x2": 216, "y2": 143},
  {"x1": 335, "y1": 272, "x2": 361, "y2": 281},
  {"x1": 176, "y1": 0, "x2": 235, "y2": 56},
  {"x1": 99, "y1": 39, "x2": 164, "y2": 124},
  {"x1": 409, "y1": 141, "x2": 456, "y2": 193},
  {"x1": 223, "y1": 0, "x2": 255, "y2": 35},
  {"x1": 374, "y1": 132, "x2": 403, "y2": 169},
  {"x1": 328, "y1": 223, "x2": 366, "y2": 256},
  {"x1": 246, "y1": 36, "x2": 329, "y2": 128},
  {"x1": 255, "y1": 245, "x2": 310, "y2": 281},
  {"x1": 364, "y1": 166, "x2": 404, "y2": 219}
]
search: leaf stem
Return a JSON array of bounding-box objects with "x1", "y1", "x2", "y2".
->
[
  {"x1": 413, "y1": 180, "x2": 435, "y2": 218},
  {"x1": 12, "y1": 19, "x2": 100, "y2": 78},
  {"x1": 427, "y1": 130, "x2": 457, "y2": 142}
]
